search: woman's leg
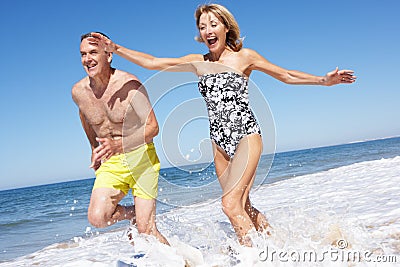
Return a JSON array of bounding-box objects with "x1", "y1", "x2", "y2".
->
[
  {"x1": 244, "y1": 196, "x2": 271, "y2": 233},
  {"x1": 241, "y1": 166, "x2": 270, "y2": 233},
  {"x1": 213, "y1": 134, "x2": 263, "y2": 245}
]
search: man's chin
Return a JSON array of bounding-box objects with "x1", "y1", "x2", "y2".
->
[{"x1": 86, "y1": 70, "x2": 98, "y2": 78}]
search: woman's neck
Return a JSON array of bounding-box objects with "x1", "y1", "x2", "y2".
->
[{"x1": 208, "y1": 46, "x2": 233, "y2": 62}]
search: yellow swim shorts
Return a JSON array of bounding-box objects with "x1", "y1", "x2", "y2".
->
[{"x1": 93, "y1": 142, "x2": 160, "y2": 200}]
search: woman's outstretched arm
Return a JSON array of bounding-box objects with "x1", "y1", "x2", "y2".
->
[
  {"x1": 90, "y1": 32, "x2": 202, "y2": 72},
  {"x1": 243, "y1": 48, "x2": 356, "y2": 86}
]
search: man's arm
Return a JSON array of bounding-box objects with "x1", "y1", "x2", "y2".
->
[
  {"x1": 133, "y1": 83, "x2": 159, "y2": 141},
  {"x1": 121, "y1": 80, "x2": 159, "y2": 152},
  {"x1": 79, "y1": 111, "x2": 101, "y2": 170},
  {"x1": 144, "y1": 109, "x2": 159, "y2": 143}
]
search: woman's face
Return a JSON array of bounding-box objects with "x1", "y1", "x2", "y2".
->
[{"x1": 198, "y1": 12, "x2": 228, "y2": 53}]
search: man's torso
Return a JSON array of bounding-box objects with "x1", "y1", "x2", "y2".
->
[{"x1": 74, "y1": 70, "x2": 143, "y2": 139}]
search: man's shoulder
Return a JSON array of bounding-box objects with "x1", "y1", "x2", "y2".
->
[
  {"x1": 72, "y1": 77, "x2": 89, "y2": 89},
  {"x1": 114, "y1": 69, "x2": 140, "y2": 82},
  {"x1": 112, "y1": 70, "x2": 144, "y2": 92},
  {"x1": 71, "y1": 77, "x2": 89, "y2": 100}
]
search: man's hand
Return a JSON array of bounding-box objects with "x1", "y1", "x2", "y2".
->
[
  {"x1": 90, "y1": 151, "x2": 102, "y2": 171},
  {"x1": 90, "y1": 137, "x2": 123, "y2": 169}
]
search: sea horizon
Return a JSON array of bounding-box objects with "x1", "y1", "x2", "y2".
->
[
  {"x1": 1, "y1": 136, "x2": 399, "y2": 265},
  {"x1": 2, "y1": 135, "x2": 399, "y2": 192}
]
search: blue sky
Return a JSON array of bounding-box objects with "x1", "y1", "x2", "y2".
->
[{"x1": 1, "y1": 0, "x2": 399, "y2": 190}]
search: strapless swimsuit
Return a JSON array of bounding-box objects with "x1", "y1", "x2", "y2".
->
[{"x1": 198, "y1": 71, "x2": 261, "y2": 158}]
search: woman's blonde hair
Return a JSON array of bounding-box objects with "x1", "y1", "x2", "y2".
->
[{"x1": 194, "y1": 4, "x2": 243, "y2": 52}]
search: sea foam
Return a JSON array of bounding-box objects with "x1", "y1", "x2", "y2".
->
[{"x1": 2, "y1": 156, "x2": 399, "y2": 266}]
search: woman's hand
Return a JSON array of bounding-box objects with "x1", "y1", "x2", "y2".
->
[
  {"x1": 324, "y1": 67, "x2": 357, "y2": 86},
  {"x1": 88, "y1": 32, "x2": 117, "y2": 53}
]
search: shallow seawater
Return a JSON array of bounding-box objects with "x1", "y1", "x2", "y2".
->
[{"x1": 1, "y1": 155, "x2": 399, "y2": 266}]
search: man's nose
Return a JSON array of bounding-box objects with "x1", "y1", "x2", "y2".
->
[{"x1": 83, "y1": 54, "x2": 92, "y2": 62}]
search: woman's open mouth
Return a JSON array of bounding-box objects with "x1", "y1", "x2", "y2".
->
[{"x1": 207, "y1": 37, "x2": 218, "y2": 46}]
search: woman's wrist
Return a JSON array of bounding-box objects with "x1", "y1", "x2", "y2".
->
[{"x1": 320, "y1": 76, "x2": 328, "y2": 86}]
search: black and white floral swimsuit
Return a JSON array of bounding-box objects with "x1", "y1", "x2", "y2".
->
[{"x1": 198, "y1": 71, "x2": 261, "y2": 158}]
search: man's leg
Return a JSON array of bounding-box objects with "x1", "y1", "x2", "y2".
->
[
  {"x1": 134, "y1": 196, "x2": 169, "y2": 245},
  {"x1": 88, "y1": 188, "x2": 135, "y2": 228}
]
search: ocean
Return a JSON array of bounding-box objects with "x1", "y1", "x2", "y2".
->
[{"x1": 1, "y1": 137, "x2": 399, "y2": 266}]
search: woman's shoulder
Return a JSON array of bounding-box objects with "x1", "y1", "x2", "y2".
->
[
  {"x1": 238, "y1": 48, "x2": 265, "y2": 67},
  {"x1": 238, "y1": 48, "x2": 259, "y2": 58},
  {"x1": 181, "y1": 53, "x2": 204, "y2": 62}
]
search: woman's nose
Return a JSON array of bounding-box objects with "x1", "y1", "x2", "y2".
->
[{"x1": 206, "y1": 25, "x2": 212, "y2": 35}]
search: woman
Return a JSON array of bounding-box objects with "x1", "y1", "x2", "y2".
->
[{"x1": 91, "y1": 4, "x2": 356, "y2": 246}]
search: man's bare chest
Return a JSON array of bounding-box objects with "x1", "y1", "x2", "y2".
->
[{"x1": 80, "y1": 95, "x2": 128, "y2": 126}]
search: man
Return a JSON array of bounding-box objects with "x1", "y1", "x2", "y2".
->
[{"x1": 72, "y1": 32, "x2": 168, "y2": 245}]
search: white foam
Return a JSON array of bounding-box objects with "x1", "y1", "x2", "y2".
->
[{"x1": 2, "y1": 157, "x2": 399, "y2": 266}]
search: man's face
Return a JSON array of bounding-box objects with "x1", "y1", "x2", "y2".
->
[{"x1": 80, "y1": 38, "x2": 110, "y2": 77}]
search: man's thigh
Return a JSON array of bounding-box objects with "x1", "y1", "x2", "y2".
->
[{"x1": 88, "y1": 188, "x2": 126, "y2": 218}]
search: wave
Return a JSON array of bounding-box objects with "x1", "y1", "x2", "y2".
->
[{"x1": 1, "y1": 156, "x2": 399, "y2": 266}]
